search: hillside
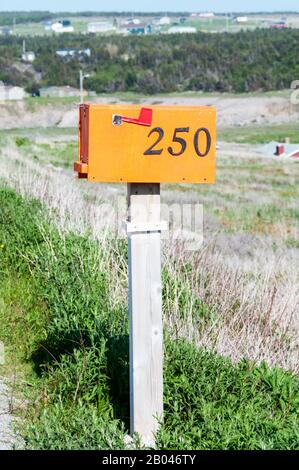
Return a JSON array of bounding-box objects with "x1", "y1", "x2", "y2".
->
[{"x1": 1, "y1": 29, "x2": 299, "y2": 94}]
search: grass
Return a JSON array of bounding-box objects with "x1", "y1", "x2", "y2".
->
[
  {"x1": 219, "y1": 123, "x2": 299, "y2": 144},
  {"x1": 0, "y1": 127, "x2": 76, "y2": 139},
  {"x1": 0, "y1": 132, "x2": 78, "y2": 170},
  {"x1": 22, "y1": 89, "x2": 291, "y2": 103},
  {"x1": 11, "y1": 14, "x2": 269, "y2": 37},
  {"x1": 31, "y1": 141, "x2": 78, "y2": 169},
  {"x1": 167, "y1": 151, "x2": 299, "y2": 238},
  {"x1": 1, "y1": 132, "x2": 298, "y2": 370},
  {"x1": 24, "y1": 96, "x2": 99, "y2": 110},
  {"x1": 0, "y1": 186, "x2": 299, "y2": 450},
  {"x1": 212, "y1": 203, "x2": 299, "y2": 235}
]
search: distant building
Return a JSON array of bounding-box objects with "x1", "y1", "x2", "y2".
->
[
  {"x1": 0, "y1": 26, "x2": 13, "y2": 36},
  {"x1": 159, "y1": 16, "x2": 171, "y2": 25},
  {"x1": 43, "y1": 20, "x2": 53, "y2": 31},
  {"x1": 123, "y1": 18, "x2": 141, "y2": 26},
  {"x1": 22, "y1": 51, "x2": 36, "y2": 62},
  {"x1": 21, "y1": 40, "x2": 35, "y2": 63},
  {"x1": 198, "y1": 12, "x2": 215, "y2": 18},
  {"x1": 0, "y1": 82, "x2": 26, "y2": 101},
  {"x1": 257, "y1": 141, "x2": 299, "y2": 158},
  {"x1": 122, "y1": 23, "x2": 152, "y2": 35},
  {"x1": 39, "y1": 86, "x2": 87, "y2": 98},
  {"x1": 234, "y1": 16, "x2": 248, "y2": 23},
  {"x1": 56, "y1": 48, "x2": 91, "y2": 58},
  {"x1": 51, "y1": 20, "x2": 74, "y2": 33},
  {"x1": 87, "y1": 22, "x2": 115, "y2": 33},
  {"x1": 167, "y1": 26, "x2": 197, "y2": 34},
  {"x1": 270, "y1": 21, "x2": 288, "y2": 29},
  {"x1": 130, "y1": 18, "x2": 141, "y2": 25}
]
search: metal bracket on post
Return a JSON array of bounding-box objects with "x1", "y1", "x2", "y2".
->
[{"x1": 124, "y1": 220, "x2": 168, "y2": 234}]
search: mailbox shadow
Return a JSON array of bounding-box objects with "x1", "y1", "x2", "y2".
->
[
  {"x1": 30, "y1": 332, "x2": 130, "y2": 431},
  {"x1": 30, "y1": 330, "x2": 92, "y2": 375},
  {"x1": 106, "y1": 334, "x2": 130, "y2": 430}
]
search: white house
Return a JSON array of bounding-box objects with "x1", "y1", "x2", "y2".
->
[
  {"x1": 234, "y1": 16, "x2": 248, "y2": 23},
  {"x1": 0, "y1": 82, "x2": 26, "y2": 101},
  {"x1": 22, "y1": 51, "x2": 36, "y2": 62},
  {"x1": 199, "y1": 12, "x2": 215, "y2": 18},
  {"x1": 87, "y1": 22, "x2": 115, "y2": 33},
  {"x1": 0, "y1": 27, "x2": 13, "y2": 35},
  {"x1": 51, "y1": 20, "x2": 74, "y2": 33},
  {"x1": 159, "y1": 16, "x2": 171, "y2": 25},
  {"x1": 168, "y1": 26, "x2": 197, "y2": 34},
  {"x1": 56, "y1": 48, "x2": 91, "y2": 58},
  {"x1": 21, "y1": 40, "x2": 36, "y2": 62},
  {"x1": 123, "y1": 18, "x2": 141, "y2": 25}
]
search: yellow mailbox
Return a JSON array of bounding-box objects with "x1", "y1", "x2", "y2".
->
[{"x1": 74, "y1": 104, "x2": 216, "y2": 183}]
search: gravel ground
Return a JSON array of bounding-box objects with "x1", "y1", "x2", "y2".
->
[{"x1": 0, "y1": 377, "x2": 23, "y2": 450}]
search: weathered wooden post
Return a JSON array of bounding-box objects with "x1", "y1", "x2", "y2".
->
[{"x1": 126, "y1": 183, "x2": 164, "y2": 446}]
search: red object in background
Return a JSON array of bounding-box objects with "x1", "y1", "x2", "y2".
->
[
  {"x1": 270, "y1": 23, "x2": 288, "y2": 29},
  {"x1": 275, "y1": 144, "x2": 285, "y2": 156}
]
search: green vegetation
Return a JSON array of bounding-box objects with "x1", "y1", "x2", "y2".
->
[
  {"x1": 159, "y1": 341, "x2": 299, "y2": 450},
  {"x1": 0, "y1": 127, "x2": 76, "y2": 139},
  {"x1": 15, "y1": 136, "x2": 30, "y2": 147},
  {"x1": 1, "y1": 29, "x2": 299, "y2": 94},
  {"x1": 212, "y1": 203, "x2": 299, "y2": 234},
  {"x1": 219, "y1": 123, "x2": 299, "y2": 144},
  {"x1": 0, "y1": 11, "x2": 193, "y2": 26},
  {"x1": 0, "y1": 186, "x2": 299, "y2": 449},
  {"x1": 14, "y1": 137, "x2": 77, "y2": 169},
  {"x1": 169, "y1": 148, "x2": 299, "y2": 238}
]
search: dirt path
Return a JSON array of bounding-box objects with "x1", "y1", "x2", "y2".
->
[{"x1": 0, "y1": 377, "x2": 23, "y2": 450}]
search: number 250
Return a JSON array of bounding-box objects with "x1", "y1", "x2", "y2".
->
[{"x1": 143, "y1": 127, "x2": 211, "y2": 157}]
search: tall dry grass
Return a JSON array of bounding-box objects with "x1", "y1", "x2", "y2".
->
[{"x1": 1, "y1": 142, "x2": 298, "y2": 373}]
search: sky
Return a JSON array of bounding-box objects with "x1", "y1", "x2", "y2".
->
[{"x1": 0, "y1": 1, "x2": 298, "y2": 13}]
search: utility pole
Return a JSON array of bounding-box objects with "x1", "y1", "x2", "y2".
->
[{"x1": 79, "y1": 70, "x2": 90, "y2": 104}]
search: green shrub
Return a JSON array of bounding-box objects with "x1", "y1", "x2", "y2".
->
[
  {"x1": 15, "y1": 137, "x2": 30, "y2": 147},
  {"x1": 26, "y1": 404, "x2": 126, "y2": 450},
  {"x1": 158, "y1": 339, "x2": 299, "y2": 450}
]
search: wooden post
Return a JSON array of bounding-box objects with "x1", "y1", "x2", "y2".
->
[{"x1": 126, "y1": 183, "x2": 163, "y2": 447}]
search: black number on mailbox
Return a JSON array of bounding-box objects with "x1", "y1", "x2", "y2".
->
[
  {"x1": 168, "y1": 127, "x2": 190, "y2": 156},
  {"x1": 144, "y1": 126, "x2": 212, "y2": 157},
  {"x1": 194, "y1": 128, "x2": 211, "y2": 157},
  {"x1": 144, "y1": 127, "x2": 164, "y2": 155}
]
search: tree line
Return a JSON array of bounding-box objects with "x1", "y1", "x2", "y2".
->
[
  {"x1": 0, "y1": 29, "x2": 298, "y2": 94},
  {"x1": 0, "y1": 11, "x2": 192, "y2": 26}
]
